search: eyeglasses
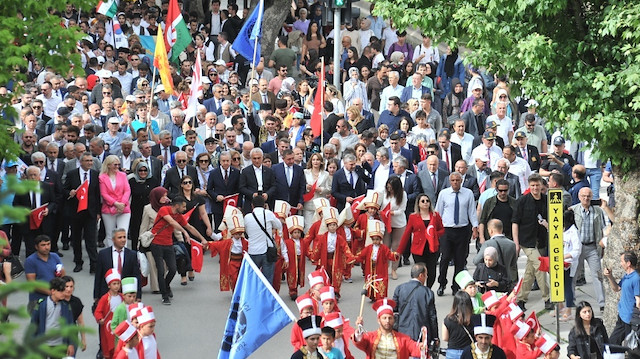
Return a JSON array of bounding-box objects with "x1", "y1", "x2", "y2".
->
[
  {"x1": 176, "y1": 159, "x2": 187, "y2": 163},
  {"x1": 131, "y1": 58, "x2": 140, "y2": 61},
  {"x1": 499, "y1": 95, "x2": 507, "y2": 98},
  {"x1": 33, "y1": 160, "x2": 44, "y2": 164},
  {"x1": 198, "y1": 159, "x2": 210, "y2": 163},
  {"x1": 103, "y1": 92, "x2": 111, "y2": 95},
  {"x1": 497, "y1": 188, "x2": 509, "y2": 192},
  {"x1": 182, "y1": 180, "x2": 192, "y2": 184},
  {"x1": 141, "y1": 83, "x2": 149, "y2": 87},
  {"x1": 232, "y1": 157, "x2": 241, "y2": 161},
  {"x1": 426, "y1": 151, "x2": 435, "y2": 155},
  {"x1": 31, "y1": 105, "x2": 42, "y2": 109},
  {"x1": 210, "y1": 73, "x2": 218, "y2": 76},
  {"x1": 420, "y1": 199, "x2": 430, "y2": 203},
  {"x1": 138, "y1": 169, "x2": 148, "y2": 172},
  {"x1": 113, "y1": 163, "x2": 121, "y2": 166},
  {"x1": 525, "y1": 123, "x2": 535, "y2": 127}
]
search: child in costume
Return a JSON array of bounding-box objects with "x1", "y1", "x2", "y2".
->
[
  {"x1": 512, "y1": 320, "x2": 542, "y2": 359},
  {"x1": 285, "y1": 215, "x2": 309, "y2": 300},
  {"x1": 209, "y1": 205, "x2": 248, "y2": 292},
  {"x1": 291, "y1": 294, "x2": 316, "y2": 351},
  {"x1": 111, "y1": 277, "x2": 139, "y2": 347},
  {"x1": 271, "y1": 200, "x2": 291, "y2": 294},
  {"x1": 319, "y1": 286, "x2": 339, "y2": 319},
  {"x1": 455, "y1": 270, "x2": 485, "y2": 313},
  {"x1": 94, "y1": 269, "x2": 123, "y2": 359},
  {"x1": 304, "y1": 198, "x2": 331, "y2": 266},
  {"x1": 355, "y1": 219, "x2": 399, "y2": 301},
  {"x1": 338, "y1": 204, "x2": 358, "y2": 283},
  {"x1": 136, "y1": 306, "x2": 160, "y2": 358},
  {"x1": 291, "y1": 315, "x2": 323, "y2": 359},
  {"x1": 307, "y1": 269, "x2": 330, "y2": 315},
  {"x1": 113, "y1": 321, "x2": 140, "y2": 359}
]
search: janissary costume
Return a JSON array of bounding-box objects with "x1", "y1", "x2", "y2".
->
[
  {"x1": 355, "y1": 219, "x2": 399, "y2": 301},
  {"x1": 209, "y1": 206, "x2": 247, "y2": 291}
]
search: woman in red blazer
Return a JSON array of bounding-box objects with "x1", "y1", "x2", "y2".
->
[
  {"x1": 99, "y1": 155, "x2": 132, "y2": 248},
  {"x1": 397, "y1": 193, "x2": 444, "y2": 288}
]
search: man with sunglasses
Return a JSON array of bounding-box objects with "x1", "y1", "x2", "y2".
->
[
  {"x1": 515, "y1": 114, "x2": 548, "y2": 154},
  {"x1": 163, "y1": 151, "x2": 200, "y2": 198}
]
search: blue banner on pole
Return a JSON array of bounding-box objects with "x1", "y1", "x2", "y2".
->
[
  {"x1": 231, "y1": 0, "x2": 264, "y2": 68},
  {"x1": 218, "y1": 253, "x2": 295, "y2": 359}
]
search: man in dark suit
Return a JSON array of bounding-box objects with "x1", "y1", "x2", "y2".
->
[
  {"x1": 151, "y1": 130, "x2": 179, "y2": 166},
  {"x1": 331, "y1": 153, "x2": 370, "y2": 212},
  {"x1": 438, "y1": 131, "x2": 463, "y2": 173},
  {"x1": 64, "y1": 152, "x2": 101, "y2": 273},
  {"x1": 388, "y1": 133, "x2": 413, "y2": 172},
  {"x1": 322, "y1": 101, "x2": 342, "y2": 136},
  {"x1": 250, "y1": 78, "x2": 276, "y2": 112},
  {"x1": 399, "y1": 73, "x2": 431, "y2": 103},
  {"x1": 203, "y1": 84, "x2": 225, "y2": 115},
  {"x1": 417, "y1": 155, "x2": 449, "y2": 205},
  {"x1": 417, "y1": 143, "x2": 449, "y2": 173},
  {"x1": 239, "y1": 148, "x2": 277, "y2": 213},
  {"x1": 461, "y1": 98, "x2": 487, "y2": 138},
  {"x1": 13, "y1": 166, "x2": 57, "y2": 257},
  {"x1": 442, "y1": 160, "x2": 481, "y2": 200},
  {"x1": 397, "y1": 130, "x2": 421, "y2": 166},
  {"x1": 89, "y1": 137, "x2": 110, "y2": 164},
  {"x1": 514, "y1": 130, "x2": 541, "y2": 172},
  {"x1": 93, "y1": 228, "x2": 142, "y2": 302},
  {"x1": 393, "y1": 263, "x2": 438, "y2": 342},
  {"x1": 272, "y1": 149, "x2": 306, "y2": 211},
  {"x1": 44, "y1": 143, "x2": 66, "y2": 174},
  {"x1": 163, "y1": 151, "x2": 200, "y2": 198},
  {"x1": 137, "y1": 141, "x2": 163, "y2": 180},
  {"x1": 207, "y1": 151, "x2": 241, "y2": 230},
  {"x1": 391, "y1": 156, "x2": 422, "y2": 217},
  {"x1": 267, "y1": 138, "x2": 291, "y2": 165}
]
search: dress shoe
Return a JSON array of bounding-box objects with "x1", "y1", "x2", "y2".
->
[
  {"x1": 437, "y1": 286, "x2": 445, "y2": 296},
  {"x1": 89, "y1": 265, "x2": 96, "y2": 274},
  {"x1": 517, "y1": 300, "x2": 527, "y2": 311},
  {"x1": 162, "y1": 297, "x2": 171, "y2": 305},
  {"x1": 290, "y1": 294, "x2": 298, "y2": 301},
  {"x1": 62, "y1": 243, "x2": 70, "y2": 250},
  {"x1": 544, "y1": 300, "x2": 554, "y2": 310},
  {"x1": 73, "y1": 264, "x2": 83, "y2": 273},
  {"x1": 167, "y1": 287, "x2": 173, "y2": 298},
  {"x1": 55, "y1": 252, "x2": 64, "y2": 257},
  {"x1": 98, "y1": 241, "x2": 106, "y2": 248},
  {"x1": 576, "y1": 278, "x2": 586, "y2": 286},
  {"x1": 403, "y1": 258, "x2": 410, "y2": 266}
]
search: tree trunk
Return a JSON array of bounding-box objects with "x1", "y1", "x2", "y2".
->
[
  {"x1": 602, "y1": 167, "x2": 640, "y2": 328},
  {"x1": 260, "y1": 0, "x2": 291, "y2": 60}
]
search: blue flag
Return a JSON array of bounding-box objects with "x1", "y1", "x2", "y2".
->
[
  {"x1": 218, "y1": 253, "x2": 295, "y2": 359},
  {"x1": 231, "y1": 0, "x2": 264, "y2": 67},
  {"x1": 138, "y1": 35, "x2": 156, "y2": 67}
]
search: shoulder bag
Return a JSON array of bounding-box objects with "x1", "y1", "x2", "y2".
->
[
  {"x1": 139, "y1": 216, "x2": 172, "y2": 249},
  {"x1": 252, "y1": 211, "x2": 278, "y2": 262}
]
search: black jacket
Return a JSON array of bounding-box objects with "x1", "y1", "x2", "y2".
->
[
  {"x1": 393, "y1": 279, "x2": 439, "y2": 342},
  {"x1": 473, "y1": 262, "x2": 513, "y2": 293},
  {"x1": 567, "y1": 318, "x2": 609, "y2": 359}
]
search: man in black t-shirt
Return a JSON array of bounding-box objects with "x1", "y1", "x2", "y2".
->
[{"x1": 512, "y1": 174, "x2": 552, "y2": 311}]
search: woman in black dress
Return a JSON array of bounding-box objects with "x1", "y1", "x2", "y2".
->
[{"x1": 128, "y1": 160, "x2": 160, "y2": 250}]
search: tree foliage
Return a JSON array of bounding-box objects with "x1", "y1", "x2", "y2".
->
[{"x1": 372, "y1": 0, "x2": 640, "y2": 171}]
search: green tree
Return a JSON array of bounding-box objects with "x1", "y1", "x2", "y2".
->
[
  {"x1": 372, "y1": 0, "x2": 640, "y2": 325},
  {"x1": 1, "y1": 1, "x2": 95, "y2": 357}
]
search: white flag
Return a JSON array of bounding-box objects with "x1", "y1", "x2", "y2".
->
[{"x1": 185, "y1": 48, "x2": 203, "y2": 120}]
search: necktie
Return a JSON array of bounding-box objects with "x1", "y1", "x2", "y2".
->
[
  {"x1": 445, "y1": 149, "x2": 450, "y2": 171},
  {"x1": 224, "y1": 169, "x2": 228, "y2": 184},
  {"x1": 487, "y1": 147, "x2": 491, "y2": 167},
  {"x1": 217, "y1": 100, "x2": 222, "y2": 110},
  {"x1": 83, "y1": 171, "x2": 88, "y2": 183},
  {"x1": 163, "y1": 148, "x2": 168, "y2": 165},
  {"x1": 454, "y1": 192, "x2": 460, "y2": 225},
  {"x1": 147, "y1": 158, "x2": 152, "y2": 171},
  {"x1": 116, "y1": 248, "x2": 123, "y2": 274},
  {"x1": 49, "y1": 160, "x2": 54, "y2": 171},
  {"x1": 287, "y1": 167, "x2": 292, "y2": 186},
  {"x1": 262, "y1": 93, "x2": 267, "y2": 103},
  {"x1": 431, "y1": 172, "x2": 437, "y2": 189},
  {"x1": 181, "y1": 169, "x2": 185, "y2": 179},
  {"x1": 349, "y1": 171, "x2": 354, "y2": 189},
  {"x1": 31, "y1": 192, "x2": 37, "y2": 209},
  {"x1": 521, "y1": 147, "x2": 527, "y2": 161}
]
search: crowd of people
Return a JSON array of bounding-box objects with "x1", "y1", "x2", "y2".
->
[{"x1": 0, "y1": 0, "x2": 634, "y2": 358}]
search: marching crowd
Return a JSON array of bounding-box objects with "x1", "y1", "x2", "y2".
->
[{"x1": 0, "y1": 0, "x2": 635, "y2": 358}]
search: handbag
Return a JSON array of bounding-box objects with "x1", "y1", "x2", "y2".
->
[
  {"x1": 393, "y1": 283, "x2": 422, "y2": 331},
  {"x1": 8, "y1": 255, "x2": 24, "y2": 279},
  {"x1": 623, "y1": 329, "x2": 639, "y2": 350},
  {"x1": 137, "y1": 251, "x2": 149, "y2": 277},
  {"x1": 252, "y1": 211, "x2": 278, "y2": 263},
  {"x1": 139, "y1": 217, "x2": 171, "y2": 249}
]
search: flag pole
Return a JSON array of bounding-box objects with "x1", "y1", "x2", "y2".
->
[
  {"x1": 111, "y1": 19, "x2": 116, "y2": 49},
  {"x1": 320, "y1": 57, "x2": 325, "y2": 153},
  {"x1": 249, "y1": 34, "x2": 259, "y2": 83},
  {"x1": 148, "y1": 60, "x2": 157, "y2": 117}
]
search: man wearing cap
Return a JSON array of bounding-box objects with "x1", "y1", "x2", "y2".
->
[
  {"x1": 516, "y1": 114, "x2": 548, "y2": 154},
  {"x1": 44, "y1": 107, "x2": 71, "y2": 137},
  {"x1": 393, "y1": 263, "x2": 439, "y2": 343},
  {"x1": 292, "y1": 315, "x2": 323, "y2": 359},
  {"x1": 501, "y1": 145, "x2": 532, "y2": 192},
  {"x1": 486, "y1": 101, "x2": 514, "y2": 144},
  {"x1": 539, "y1": 136, "x2": 575, "y2": 188},
  {"x1": 519, "y1": 99, "x2": 542, "y2": 127},
  {"x1": 471, "y1": 131, "x2": 503, "y2": 170},
  {"x1": 472, "y1": 120, "x2": 504, "y2": 149},
  {"x1": 98, "y1": 118, "x2": 132, "y2": 154},
  {"x1": 459, "y1": 314, "x2": 506, "y2": 359},
  {"x1": 353, "y1": 298, "x2": 423, "y2": 359},
  {"x1": 513, "y1": 130, "x2": 541, "y2": 172}
]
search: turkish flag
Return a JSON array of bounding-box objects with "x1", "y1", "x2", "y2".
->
[
  {"x1": 76, "y1": 180, "x2": 89, "y2": 213},
  {"x1": 538, "y1": 256, "x2": 570, "y2": 272},
  {"x1": 30, "y1": 204, "x2": 48, "y2": 230},
  {"x1": 303, "y1": 180, "x2": 318, "y2": 202},
  {"x1": 350, "y1": 194, "x2": 366, "y2": 219},
  {"x1": 511, "y1": 277, "x2": 524, "y2": 299},
  {"x1": 223, "y1": 193, "x2": 239, "y2": 213},
  {"x1": 380, "y1": 202, "x2": 392, "y2": 232},
  {"x1": 525, "y1": 311, "x2": 540, "y2": 335},
  {"x1": 183, "y1": 207, "x2": 197, "y2": 222},
  {"x1": 190, "y1": 239, "x2": 204, "y2": 273},
  {"x1": 419, "y1": 143, "x2": 429, "y2": 162},
  {"x1": 310, "y1": 62, "x2": 324, "y2": 137}
]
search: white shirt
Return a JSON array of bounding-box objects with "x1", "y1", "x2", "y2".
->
[
  {"x1": 244, "y1": 207, "x2": 282, "y2": 255},
  {"x1": 450, "y1": 132, "x2": 475, "y2": 163},
  {"x1": 486, "y1": 115, "x2": 513, "y2": 143},
  {"x1": 379, "y1": 84, "x2": 404, "y2": 112},
  {"x1": 471, "y1": 144, "x2": 503, "y2": 169},
  {"x1": 142, "y1": 335, "x2": 158, "y2": 359},
  {"x1": 506, "y1": 156, "x2": 532, "y2": 190},
  {"x1": 209, "y1": 12, "x2": 221, "y2": 35},
  {"x1": 327, "y1": 232, "x2": 337, "y2": 253},
  {"x1": 413, "y1": 44, "x2": 440, "y2": 65},
  {"x1": 253, "y1": 165, "x2": 263, "y2": 190},
  {"x1": 371, "y1": 244, "x2": 380, "y2": 261},
  {"x1": 344, "y1": 169, "x2": 359, "y2": 189},
  {"x1": 374, "y1": 162, "x2": 390, "y2": 193},
  {"x1": 231, "y1": 237, "x2": 243, "y2": 254}
]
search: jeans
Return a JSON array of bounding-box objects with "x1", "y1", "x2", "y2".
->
[
  {"x1": 250, "y1": 253, "x2": 274, "y2": 284},
  {"x1": 564, "y1": 269, "x2": 575, "y2": 307},
  {"x1": 586, "y1": 167, "x2": 602, "y2": 199},
  {"x1": 446, "y1": 348, "x2": 465, "y2": 359},
  {"x1": 150, "y1": 244, "x2": 177, "y2": 300}
]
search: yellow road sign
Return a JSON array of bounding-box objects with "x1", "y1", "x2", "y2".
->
[{"x1": 548, "y1": 189, "x2": 564, "y2": 303}]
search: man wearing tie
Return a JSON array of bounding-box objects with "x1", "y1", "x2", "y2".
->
[
  {"x1": 435, "y1": 172, "x2": 478, "y2": 297},
  {"x1": 13, "y1": 166, "x2": 57, "y2": 257},
  {"x1": 331, "y1": 154, "x2": 370, "y2": 212},
  {"x1": 93, "y1": 228, "x2": 142, "y2": 302},
  {"x1": 251, "y1": 79, "x2": 275, "y2": 111},
  {"x1": 272, "y1": 149, "x2": 306, "y2": 212},
  {"x1": 513, "y1": 130, "x2": 541, "y2": 172},
  {"x1": 471, "y1": 132, "x2": 503, "y2": 170},
  {"x1": 207, "y1": 151, "x2": 240, "y2": 230},
  {"x1": 163, "y1": 151, "x2": 200, "y2": 198},
  {"x1": 203, "y1": 84, "x2": 225, "y2": 115},
  {"x1": 239, "y1": 148, "x2": 277, "y2": 213},
  {"x1": 438, "y1": 131, "x2": 462, "y2": 173},
  {"x1": 151, "y1": 130, "x2": 179, "y2": 166},
  {"x1": 64, "y1": 152, "x2": 101, "y2": 273},
  {"x1": 138, "y1": 142, "x2": 163, "y2": 179},
  {"x1": 417, "y1": 155, "x2": 449, "y2": 205}
]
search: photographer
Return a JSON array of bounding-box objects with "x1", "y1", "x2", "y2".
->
[{"x1": 473, "y1": 246, "x2": 512, "y2": 293}]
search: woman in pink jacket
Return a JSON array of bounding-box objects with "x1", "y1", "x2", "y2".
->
[{"x1": 99, "y1": 155, "x2": 132, "y2": 247}]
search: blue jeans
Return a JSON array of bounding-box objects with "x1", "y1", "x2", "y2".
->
[
  {"x1": 586, "y1": 167, "x2": 602, "y2": 199},
  {"x1": 446, "y1": 348, "x2": 465, "y2": 359},
  {"x1": 564, "y1": 269, "x2": 574, "y2": 307},
  {"x1": 250, "y1": 253, "x2": 275, "y2": 284}
]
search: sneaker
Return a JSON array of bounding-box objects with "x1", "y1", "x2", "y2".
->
[
  {"x1": 517, "y1": 300, "x2": 527, "y2": 311},
  {"x1": 162, "y1": 298, "x2": 171, "y2": 305},
  {"x1": 576, "y1": 278, "x2": 586, "y2": 286},
  {"x1": 403, "y1": 258, "x2": 410, "y2": 266}
]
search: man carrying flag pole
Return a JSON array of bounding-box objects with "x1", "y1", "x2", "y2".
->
[{"x1": 218, "y1": 253, "x2": 295, "y2": 359}]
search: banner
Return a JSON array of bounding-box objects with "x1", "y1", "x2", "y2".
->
[
  {"x1": 76, "y1": 180, "x2": 89, "y2": 212},
  {"x1": 29, "y1": 204, "x2": 48, "y2": 230}
]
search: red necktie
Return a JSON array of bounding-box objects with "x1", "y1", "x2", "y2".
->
[
  {"x1": 445, "y1": 149, "x2": 450, "y2": 171},
  {"x1": 117, "y1": 249, "x2": 123, "y2": 274}
]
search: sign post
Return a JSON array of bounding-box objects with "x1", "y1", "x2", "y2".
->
[{"x1": 548, "y1": 189, "x2": 564, "y2": 342}]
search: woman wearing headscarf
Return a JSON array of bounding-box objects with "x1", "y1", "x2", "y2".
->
[
  {"x1": 139, "y1": 187, "x2": 171, "y2": 294},
  {"x1": 436, "y1": 46, "x2": 465, "y2": 112},
  {"x1": 473, "y1": 246, "x2": 512, "y2": 293},
  {"x1": 343, "y1": 67, "x2": 369, "y2": 110},
  {"x1": 442, "y1": 78, "x2": 466, "y2": 123},
  {"x1": 128, "y1": 159, "x2": 160, "y2": 251}
]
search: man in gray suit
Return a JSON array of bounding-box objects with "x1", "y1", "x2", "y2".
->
[
  {"x1": 62, "y1": 143, "x2": 101, "y2": 182},
  {"x1": 114, "y1": 139, "x2": 141, "y2": 174},
  {"x1": 417, "y1": 155, "x2": 448, "y2": 204},
  {"x1": 474, "y1": 219, "x2": 517, "y2": 282}
]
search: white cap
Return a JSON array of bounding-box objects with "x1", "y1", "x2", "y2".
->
[
  {"x1": 525, "y1": 99, "x2": 539, "y2": 108},
  {"x1": 273, "y1": 200, "x2": 291, "y2": 219},
  {"x1": 214, "y1": 59, "x2": 227, "y2": 66},
  {"x1": 511, "y1": 319, "x2": 531, "y2": 340},
  {"x1": 367, "y1": 219, "x2": 385, "y2": 239},
  {"x1": 96, "y1": 69, "x2": 112, "y2": 78},
  {"x1": 154, "y1": 84, "x2": 165, "y2": 93},
  {"x1": 338, "y1": 203, "x2": 355, "y2": 226},
  {"x1": 359, "y1": 189, "x2": 383, "y2": 210},
  {"x1": 285, "y1": 215, "x2": 304, "y2": 232}
]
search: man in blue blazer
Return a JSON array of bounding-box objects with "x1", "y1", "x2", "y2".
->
[
  {"x1": 331, "y1": 153, "x2": 370, "y2": 212},
  {"x1": 272, "y1": 149, "x2": 306, "y2": 211},
  {"x1": 400, "y1": 73, "x2": 431, "y2": 103},
  {"x1": 207, "y1": 151, "x2": 241, "y2": 230},
  {"x1": 388, "y1": 133, "x2": 413, "y2": 171}
]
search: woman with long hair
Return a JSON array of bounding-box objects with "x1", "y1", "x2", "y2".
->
[
  {"x1": 177, "y1": 175, "x2": 213, "y2": 284},
  {"x1": 301, "y1": 21, "x2": 326, "y2": 62},
  {"x1": 382, "y1": 176, "x2": 407, "y2": 280},
  {"x1": 325, "y1": 84, "x2": 345, "y2": 117},
  {"x1": 442, "y1": 291, "x2": 474, "y2": 359},
  {"x1": 292, "y1": 80, "x2": 312, "y2": 119},
  {"x1": 62, "y1": 276, "x2": 87, "y2": 355},
  {"x1": 303, "y1": 153, "x2": 332, "y2": 231},
  {"x1": 194, "y1": 152, "x2": 214, "y2": 223},
  {"x1": 128, "y1": 159, "x2": 160, "y2": 251},
  {"x1": 568, "y1": 301, "x2": 609, "y2": 359},
  {"x1": 400, "y1": 61, "x2": 415, "y2": 87},
  {"x1": 345, "y1": 105, "x2": 367, "y2": 135},
  {"x1": 341, "y1": 46, "x2": 359, "y2": 83},
  {"x1": 99, "y1": 155, "x2": 131, "y2": 247},
  {"x1": 139, "y1": 187, "x2": 171, "y2": 294},
  {"x1": 397, "y1": 193, "x2": 444, "y2": 288}
]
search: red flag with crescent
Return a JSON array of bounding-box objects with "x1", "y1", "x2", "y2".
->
[
  {"x1": 183, "y1": 206, "x2": 197, "y2": 222},
  {"x1": 190, "y1": 239, "x2": 204, "y2": 272},
  {"x1": 223, "y1": 193, "x2": 239, "y2": 213},
  {"x1": 525, "y1": 311, "x2": 540, "y2": 335},
  {"x1": 380, "y1": 202, "x2": 392, "y2": 232},
  {"x1": 350, "y1": 194, "x2": 366, "y2": 219},
  {"x1": 30, "y1": 204, "x2": 48, "y2": 230},
  {"x1": 510, "y1": 277, "x2": 524, "y2": 299},
  {"x1": 303, "y1": 179, "x2": 318, "y2": 202},
  {"x1": 76, "y1": 180, "x2": 89, "y2": 212}
]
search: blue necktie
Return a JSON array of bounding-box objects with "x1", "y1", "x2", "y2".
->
[
  {"x1": 454, "y1": 192, "x2": 460, "y2": 225},
  {"x1": 349, "y1": 171, "x2": 354, "y2": 189}
]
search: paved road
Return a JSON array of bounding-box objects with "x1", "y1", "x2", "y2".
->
[{"x1": 8, "y1": 235, "x2": 602, "y2": 358}]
